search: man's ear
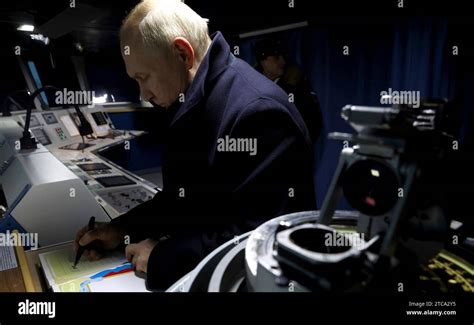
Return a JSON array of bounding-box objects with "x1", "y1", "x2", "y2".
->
[{"x1": 173, "y1": 37, "x2": 195, "y2": 70}]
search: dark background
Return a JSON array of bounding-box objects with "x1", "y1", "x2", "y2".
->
[{"x1": 0, "y1": 0, "x2": 473, "y2": 216}]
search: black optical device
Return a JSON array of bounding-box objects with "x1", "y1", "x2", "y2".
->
[{"x1": 273, "y1": 99, "x2": 456, "y2": 292}]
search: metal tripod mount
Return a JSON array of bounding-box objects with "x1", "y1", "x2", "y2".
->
[{"x1": 274, "y1": 103, "x2": 449, "y2": 291}]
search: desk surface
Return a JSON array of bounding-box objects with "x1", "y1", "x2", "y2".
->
[{"x1": 0, "y1": 265, "x2": 25, "y2": 292}]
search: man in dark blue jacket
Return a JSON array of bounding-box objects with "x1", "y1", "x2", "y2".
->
[{"x1": 75, "y1": 0, "x2": 316, "y2": 290}]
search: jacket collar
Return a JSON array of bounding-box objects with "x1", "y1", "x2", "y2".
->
[{"x1": 168, "y1": 31, "x2": 235, "y2": 126}]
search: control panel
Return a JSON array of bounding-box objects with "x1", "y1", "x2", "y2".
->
[
  {"x1": 1, "y1": 106, "x2": 158, "y2": 223},
  {"x1": 97, "y1": 186, "x2": 155, "y2": 215},
  {"x1": 61, "y1": 155, "x2": 156, "y2": 217},
  {"x1": 14, "y1": 107, "x2": 118, "y2": 147}
]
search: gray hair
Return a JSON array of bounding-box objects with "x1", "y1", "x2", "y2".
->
[{"x1": 121, "y1": 0, "x2": 211, "y2": 61}]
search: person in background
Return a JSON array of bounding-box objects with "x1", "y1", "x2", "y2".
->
[{"x1": 254, "y1": 38, "x2": 323, "y2": 145}]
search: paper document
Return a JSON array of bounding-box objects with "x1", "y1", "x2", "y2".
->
[
  {"x1": 0, "y1": 246, "x2": 18, "y2": 271},
  {"x1": 39, "y1": 247, "x2": 149, "y2": 292}
]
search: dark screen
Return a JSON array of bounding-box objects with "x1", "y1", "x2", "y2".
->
[
  {"x1": 95, "y1": 176, "x2": 136, "y2": 187},
  {"x1": 77, "y1": 163, "x2": 111, "y2": 171}
]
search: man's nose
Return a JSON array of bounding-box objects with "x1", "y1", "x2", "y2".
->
[{"x1": 140, "y1": 87, "x2": 153, "y2": 102}]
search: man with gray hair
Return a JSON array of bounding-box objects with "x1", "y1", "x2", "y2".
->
[{"x1": 75, "y1": 0, "x2": 316, "y2": 290}]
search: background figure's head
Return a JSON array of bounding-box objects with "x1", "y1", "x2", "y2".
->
[
  {"x1": 254, "y1": 38, "x2": 287, "y2": 81},
  {"x1": 120, "y1": 0, "x2": 211, "y2": 108}
]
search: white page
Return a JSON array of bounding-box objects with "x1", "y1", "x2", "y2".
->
[{"x1": 87, "y1": 271, "x2": 149, "y2": 292}]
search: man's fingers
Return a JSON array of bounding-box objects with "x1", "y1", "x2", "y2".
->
[
  {"x1": 136, "y1": 257, "x2": 147, "y2": 273},
  {"x1": 132, "y1": 254, "x2": 139, "y2": 270},
  {"x1": 126, "y1": 244, "x2": 140, "y2": 270},
  {"x1": 78, "y1": 228, "x2": 100, "y2": 247},
  {"x1": 125, "y1": 244, "x2": 137, "y2": 261},
  {"x1": 88, "y1": 249, "x2": 102, "y2": 261},
  {"x1": 82, "y1": 248, "x2": 95, "y2": 258},
  {"x1": 74, "y1": 226, "x2": 89, "y2": 251}
]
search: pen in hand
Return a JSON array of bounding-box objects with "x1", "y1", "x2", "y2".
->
[{"x1": 73, "y1": 216, "x2": 96, "y2": 268}]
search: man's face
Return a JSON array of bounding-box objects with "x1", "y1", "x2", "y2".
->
[
  {"x1": 123, "y1": 45, "x2": 190, "y2": 108},
  {"x1": 261, "y1": 54, "x2": 286, "y2": 81}
]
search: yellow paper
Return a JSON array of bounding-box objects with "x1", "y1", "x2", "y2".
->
[
  {"x1": 42, "y1": 247, "x2": 127, "y2": 284},
  {"x1": 39, "y1": 247, "x2": 148, "y2": 292}
]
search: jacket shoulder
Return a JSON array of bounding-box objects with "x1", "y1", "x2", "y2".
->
[{"x1": 209, "y1": 57, "x2": 294, "y2": 115}]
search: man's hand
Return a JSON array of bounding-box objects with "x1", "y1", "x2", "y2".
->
[
  {"x1": 74, "y1": 222, "x2": 126, "y2": 260},
  {"x1": 125, "y1": 239, "x2": 158, "y2": 273}
]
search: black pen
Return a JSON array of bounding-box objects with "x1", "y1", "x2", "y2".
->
[{"x1": 73, "y1": 216, "x2": 96, "y2": 268}]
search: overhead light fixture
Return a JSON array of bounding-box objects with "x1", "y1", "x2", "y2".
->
[{"x1": 17, "y1": 24, "x2": 35, "y2": 32}]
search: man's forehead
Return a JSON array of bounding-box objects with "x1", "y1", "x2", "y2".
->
[
  {"x1": 120, "y1": 22, "x2": 141, "y2": 45},
  {"x1": 121, "y1": 39, "x2": 143, "y2": 58},
  {"x1": 124, "y1": 49, "x2": 164, "y2": 79},
  {"x1": 120, "y1": 25, "x2": 148, "y2": 59},
  {"x1": 123, "y1": 51, "x2": 144, "y2": 76}
]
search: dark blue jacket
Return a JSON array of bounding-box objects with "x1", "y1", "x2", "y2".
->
[{"x1": 112, "y1": 32, "x2": 316, "y2": 290}]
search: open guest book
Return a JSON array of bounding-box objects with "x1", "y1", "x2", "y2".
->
[{"x1": 39, "y1": 246, "x2": 149, "y2": 292}]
